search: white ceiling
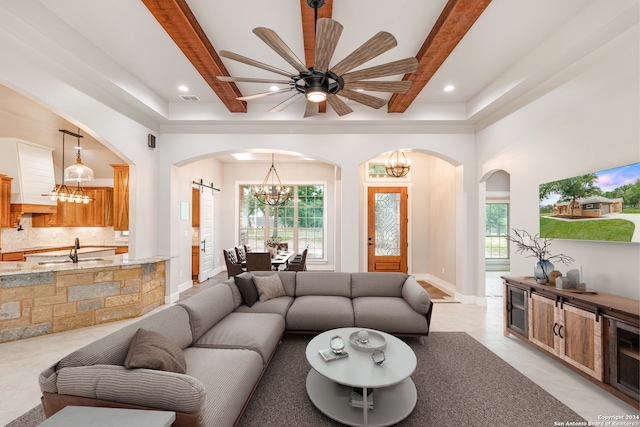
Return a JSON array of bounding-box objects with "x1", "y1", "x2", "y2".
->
[{"x1": 0, "y1": 0, "x2": 635, "y2": 169}]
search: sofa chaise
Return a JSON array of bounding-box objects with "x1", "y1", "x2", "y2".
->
[{"x1": 39, "y1": 271, "x2": 433, "y2": 427}]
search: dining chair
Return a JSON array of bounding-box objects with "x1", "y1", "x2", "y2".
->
[
  {"x1": 223, "y1": 248, "x2": 245, "y2": 278},
  {"x1": 286, "y1": 248, "x2": 307, "y2": 271},
  {"x1": 245, "y1": 252, "x2": 274, "y2": 271}
]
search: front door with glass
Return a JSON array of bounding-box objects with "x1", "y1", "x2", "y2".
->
[{"x1": 367, "y1": 187, "x2": 408, "y2": 273}]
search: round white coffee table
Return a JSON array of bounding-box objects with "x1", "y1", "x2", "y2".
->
[{"x1": 305, "y1": 327, "x2": 417, "y2": 427}]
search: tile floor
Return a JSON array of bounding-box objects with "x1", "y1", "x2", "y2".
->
[{"x1": 0, "y1": 272, "x2": 637, "y2": 425}]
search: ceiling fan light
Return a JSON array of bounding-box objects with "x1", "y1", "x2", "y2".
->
[{"x1": 306, "y1": 89, "x2": 327, "y2": 103}]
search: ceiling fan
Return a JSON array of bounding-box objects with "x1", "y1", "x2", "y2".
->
[{"x1": 216, "y1": 1, "x2": 418, "y2": 118}]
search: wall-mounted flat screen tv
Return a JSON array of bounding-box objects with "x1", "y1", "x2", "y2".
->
[{"x1": 539, "y1": 162, "x2": 640, "y2": 243}]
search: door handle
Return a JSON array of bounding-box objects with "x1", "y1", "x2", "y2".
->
[
  {"x1": 201, "y1": 240, "x2": 206, "y2": 253},
  {"x1": 553, "y1": 323, "x2": 558, "y2": 336},
  {"x1": 557, "y1": 325, "x2": 564, "y2": 339}
]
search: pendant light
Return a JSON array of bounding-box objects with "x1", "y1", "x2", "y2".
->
[
  {"x1": 254, "y1": 154, "x2": 291, "y2": 206},
  {"x1": 64, "y1": 128, "x2": 94, "y2": 182},
  {"x1": 385, "y1": 150, "x2": 411, "y2": 178},
  {"x1": 42, "y1": 130, "x2": 92, "y2": 204}
]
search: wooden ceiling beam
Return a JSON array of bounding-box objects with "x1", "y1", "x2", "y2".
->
[
  {"x1": 387, "y1": 0, "x2": 492, "y2": 113},
  {"x1": 141, "y1": 0, "x2": 246, "y2": 113},
  {"x1": 300, "y1": 0, "x2": 332, "y2": 113}
]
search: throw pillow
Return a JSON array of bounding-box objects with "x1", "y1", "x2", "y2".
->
[
  {"x1": 124, "y1": 328, "x2": 187, "y2": 374},
  {"x1": 253, "y1": 274, "x2": 286, "y2": 302},
  {"x1": 235, "y1": 273, "x2": 259, "y2": 307}
]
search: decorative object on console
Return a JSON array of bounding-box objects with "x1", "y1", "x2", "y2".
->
[
  {"x1": 549, "y1": 270, "x2": 562, "y2": 287},
  {"x1": 255, "y1": 154, "x2": 291, "y2": 206},
  {"x1": 506, "y1": 228, "x2": 574, "y2": 284},
  {"x1": 385, "y1": 150, "x2": 411, "y2": 178}
]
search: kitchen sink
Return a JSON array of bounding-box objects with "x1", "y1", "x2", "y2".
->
[{"x1": 38, "y1": 258, "x2": 104, "y2": 265}]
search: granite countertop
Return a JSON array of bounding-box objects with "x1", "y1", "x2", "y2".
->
[{"x1": 0, "y1": 254, "x2": 171, "y2": 277}]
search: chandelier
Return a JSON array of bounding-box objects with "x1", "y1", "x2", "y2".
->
[
  {"x1": 42, "y1": 129, "x2": 93, "y2": 204},
  {"x1": 385, "y1": 150, "x2": 411, "y2": 178},
  {"x1": 254, "y1": 154, "x2": 291, "y2": 206}
]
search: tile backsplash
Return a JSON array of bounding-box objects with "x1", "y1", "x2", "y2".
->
[{"x1": 1, "y1": 214, "x2": 125, "y2": 251}]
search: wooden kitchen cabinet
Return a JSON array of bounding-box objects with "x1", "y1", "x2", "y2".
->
[
  {"x1": 0, "y1": 174, "x2": 12, "y2": 228},
  {"x1": 192, "y1": 245, "x2": 199, "y2": 280},
  {"x1": 1, "y1": 251, "x2": 25, "y2": 261},
  {"x1": 32, "y1": 187, "x2": 113, "y2": 227},
  {"x1": 110, "y1": 164, "x2": 129, "y2": 231},
  {"x1": 192, "y1": 188, "x2": 200, "y2": 227}
]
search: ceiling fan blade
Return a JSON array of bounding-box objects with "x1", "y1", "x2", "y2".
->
[
  {"x1": 237, "y1": 88, "x2": 294, "y2": 101},
  {"x1": 326, "y1": 94, "x2": 353, "y2": 116},
  {"x1": 253, "y1": 27, "x2": 308, "y2": 73},
  {"x1": 217, "y1": 76, "x2": 291, "y2": 85},
  {"x1": 342, "y1": 57, "x2": 419, "y2": 82},
  {"x1": 338, "y1": 89, "x2": 388, "y2": 109},
  {"x1": 343, "y1": 81, "x2": 412, "y2": 93},
  {"x1": 269, "y1": 93, "x2": 303, "y2": 112},
  {"x1": 304, "y1": 101, "x2": 319, "y2": 118},
  {"x1": 314, "y1": 18, "x2": 343, "y2": 72},
  {"x1": 329, "y1": 31, "x2": 398, "y2": 76},
  {"x1": 220, "y1": 51, "x2": 294, "y2": 78}
]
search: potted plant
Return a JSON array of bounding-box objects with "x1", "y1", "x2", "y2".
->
[{"x1": 506, "y1": 229, "x2": 574, "y2": 284}]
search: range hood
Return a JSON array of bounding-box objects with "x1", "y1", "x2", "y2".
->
[{"x1": 0, "y1": 138, "x2": 57, "y2": 223}]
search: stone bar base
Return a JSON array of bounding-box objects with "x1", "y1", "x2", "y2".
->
[{"x1": 0, "y1": 261, "x2": 166, "y2": 343}]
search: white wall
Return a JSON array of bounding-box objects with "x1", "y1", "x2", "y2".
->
[{"x1": 476, "y1": 25, "x2": 640, "y2": 299}]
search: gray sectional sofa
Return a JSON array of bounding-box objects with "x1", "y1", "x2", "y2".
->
[{"x1": 39, "y1": 271, "x2": 433, "y2": 427}]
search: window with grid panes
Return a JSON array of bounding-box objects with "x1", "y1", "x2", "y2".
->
[
  {"x1": 485, "y1": 203, "x2": 509, "y2": 259},
  {"x1": 239, "y1": 185, "x2": 324, "y2": 259}
]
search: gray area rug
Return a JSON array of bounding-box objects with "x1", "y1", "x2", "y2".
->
[{"x1": 6, "y1": 332, "x2": 584, "y2": 427}]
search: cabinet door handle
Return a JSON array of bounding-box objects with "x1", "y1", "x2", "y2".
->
[
  {"x1": 558, "y1": 325, "x2": 564, "y2": 339},
  {"x1": 505, "y1": 302, "x2": 511, "y2": 311},
  {"x1": 553, "y1": 323, "x2": 558, "y2": 336}
]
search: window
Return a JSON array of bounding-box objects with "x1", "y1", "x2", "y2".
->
[
  {"x1": 239, "y1": 185, "x2": 324, "y2": 259},
  {"x1": 486, "y1": 203, "x2": 509, "y2": 259}
]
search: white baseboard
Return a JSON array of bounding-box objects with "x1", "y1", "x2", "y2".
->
[
  {"x1": 414, "y1": 274, "x2": 487, "y2": 306},
  {"x1": 165, "y1": 279, "x2": 193, "y2": 304}
]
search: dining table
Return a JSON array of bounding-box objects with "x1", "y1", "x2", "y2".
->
[{"x1": 271, "y1": 250, "x2": 295, "y2": 271}]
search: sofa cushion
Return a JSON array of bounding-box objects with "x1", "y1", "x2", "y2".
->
[
  {"x1": 295, "y1": 272, "x2": 351, "y2": 297},
  {"x1": 223, "y1": 278, "x2": 243, "y2": 309},
  {"x1": 194, "y1": 312, "x2": 284, "y2": 365},
  {"x1": 183, "y1": 347, "x2": 263, "y2": 427},
  {"x1": 402, "y1": 276, "x2": 432, "y2": 314},
  {"x1": 353, "y1": 297, "x2": 429, "y2": 334},
  {"x1": 234, "y1": 273, "x2": 259, "y2": 307},
  {"x1": 124, "y1": 328, "x2": 187, "y2": 374},
  {"x1": 234, "y1": 295, "x2": 294, "y2": 318},
  {"x1": 286, "y1": 295, "x2": 354, "y2": 331},
  {"x1": 351, "y1": 272, "x2": 408, "y2": 298},
  {"x1": 253, "y1": 274, "x2": 286, "y2": 302},
  {"x1": 57, "y1": 305, "x2": 192, "y2": 369},
  {"x1": 56, "y1": 364, "x2": 205, "y2": 414},
  {"x1": 252, "y1": 271, "x2": 296, "y2": 297},
  {"x1": 178, "y1": 283, "x2": 235, "y2": 342}
]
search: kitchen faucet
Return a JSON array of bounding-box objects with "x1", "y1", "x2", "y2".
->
[{"x1": 69, "y1": 237, "x2": 80, "y2": 263}]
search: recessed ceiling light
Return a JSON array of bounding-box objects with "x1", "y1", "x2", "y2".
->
[
  {"x1": 178, "y1": 85, "x2": 189, "y2": 92},
  {"x1": 269, "y1": 86, "x2": 280, "y2": 92},
  {"x1": 444, "y1": 85, "x2": 455, "y2": 92}
]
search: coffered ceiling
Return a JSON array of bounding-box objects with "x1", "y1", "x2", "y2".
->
[{"x1": 0, "y1": 0, "x2": 626, "y2": 127}]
